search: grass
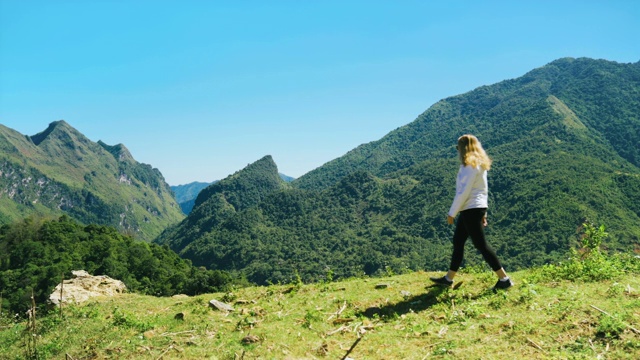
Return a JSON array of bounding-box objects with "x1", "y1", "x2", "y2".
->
[{"x1": 1, "y1": 267, "x2": 640, "y2": 359}]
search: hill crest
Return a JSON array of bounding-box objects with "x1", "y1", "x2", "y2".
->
[{"x1": 293, "y1": 57, "x2": 640, "y2": 190}]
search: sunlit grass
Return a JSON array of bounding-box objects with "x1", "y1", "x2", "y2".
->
[{"x1": 2, "y1": 267, "x2": 640, "y2": 359}]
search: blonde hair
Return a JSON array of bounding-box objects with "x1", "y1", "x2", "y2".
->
[{"x1": 457, "y1": 134, "x2": 492, "y2": 170}]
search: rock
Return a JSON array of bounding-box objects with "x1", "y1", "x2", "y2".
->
[
  {"x1": 241, "y1": 335, "x2": 260, "y2": 344},
  {"x1": 316, "y1": 342, "x2": 329, "y2": 356},
  {"x1": 49, "y1": 270, "x2": 126, "y2": 306},
  {"x1": 252, "y1": 306, "x2": 267, "y2": 317},
  {"x1": 209, "y1": 299, "x2": 234, "y2": 312},
  {"x1": 172, "y1": 294, "x2": 189, "y2": 299}
]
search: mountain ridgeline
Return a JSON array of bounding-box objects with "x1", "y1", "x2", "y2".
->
[
  {"x1": 156, "y1": 155, "x2": 289, "y2": 252},
  {"x1": 155, "y1": 57, "x2": 640, "y2": 284},
  {"x1": 0, "y1": 121, "x2": 184, "y2": 241},
  {"x1": 170, "y1": 174, "x2": 293, "y2": 215}
]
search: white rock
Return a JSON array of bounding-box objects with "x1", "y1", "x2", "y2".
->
[
  {"x1": 209, "y1": 299, "x2": 234, "y2": 312},
  {"x1": 49, "y1": 270, "x2": 126, "y2": 306}
]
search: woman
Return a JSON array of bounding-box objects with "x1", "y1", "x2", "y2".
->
[{"x1": 430, "y1": 134, "x2": 512, "y2": 290}]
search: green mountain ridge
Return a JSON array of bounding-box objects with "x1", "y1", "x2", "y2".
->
[
  {"x1": 156, "y1": 57, "x2": 640, "y2": 284},
  {"x1": 156, "y1": 155, "x2": 289, "y2": 252},
  {"x1": 294, "y1": 57, "x2": 640, "y2": 190},
  {"x1": 171, "y1": 174, "x2": 294, "y2": 215},
  {"x1": 0, "y1": 120, "x2": 184, "y2": 241}
]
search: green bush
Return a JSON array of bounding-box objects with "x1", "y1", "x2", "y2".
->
[
  {"x1": 112, "y1": 307, "x2": 154, "y2": 332},
  {"x1": 596, "y1": 313, "x2": 627, "y2": 339},
  {"x1": 528, "y1": 222, "x2": 637, "y2": 283}
]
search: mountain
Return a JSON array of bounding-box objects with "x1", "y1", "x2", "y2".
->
[
  {"x1": 170, "y1": 174, "x2": 293, "y2": 215},
  {"x1": 0, "y1": 120, "x2": 184, "y2": 241},
  {"x1": 156, "y1": 57, "x2": 640, "y2": 284},
  {"x1": 171, "y1": 182, "x2": 215, "y2": 203},
  {"x1": 155, "y1": 155, "x2": 289, "y2": 252},
  {"x1": 279, "y1": 173, "x2": 295, "y2": 182},
  {"x1": 171, "y1": 181, "x2": 216, "y2": 214},
  {"x1": 294, "y1": 58, "x2": 640, "y2": 190}
]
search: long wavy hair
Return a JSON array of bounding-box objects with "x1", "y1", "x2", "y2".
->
[{"x1": 457, "y1": 134, "x2": 492, "y2": 170}]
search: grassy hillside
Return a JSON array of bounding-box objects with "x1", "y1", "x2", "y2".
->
[
  {"x1": 0, "y1": 121, "x2": 184, "y2": 241},
  {"x1": 2, "y1": 254, "x2": 639, "y2": 359}
]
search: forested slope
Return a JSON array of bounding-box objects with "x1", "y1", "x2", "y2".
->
[{"x1": 155, "y1": 156, "x2": 289, "y2": 253}]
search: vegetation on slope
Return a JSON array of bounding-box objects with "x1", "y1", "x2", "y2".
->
[
  {"x1": 0, "y1": 121, "x2": 184, "y2": 241},
  {"x1": 170, "y1": 174, "x2": 293, "y2": 216},
  {"x1": 0, "y1": 216, "x2": 234, "y2": 316},
  {"x1": 155, "y1": 155, "x2": 289, "y2": 253},
  {"x1": 2, "y1": 227, "x2": 639, "y2": 359}
]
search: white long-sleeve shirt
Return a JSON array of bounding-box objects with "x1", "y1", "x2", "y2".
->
[{"x1": 448, "y1": 165, "x2": 488, "y2": 217}]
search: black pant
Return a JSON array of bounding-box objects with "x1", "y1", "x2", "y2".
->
[{"x1": 450, "y1": 208, "x2": 502, "y2": 272}]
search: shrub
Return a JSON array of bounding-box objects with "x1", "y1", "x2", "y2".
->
[
  {"x1": 530, "y1": 221, "x2": 631, "y2": 282},
  {"x1": 596, "y1": 313, "x2": 627, "y2": 339}
]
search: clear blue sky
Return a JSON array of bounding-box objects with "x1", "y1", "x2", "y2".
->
[{"x1": 1, "y1": 1, "x2": 639, "y2": 185}]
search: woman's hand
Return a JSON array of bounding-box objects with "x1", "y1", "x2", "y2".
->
[
  {"x1": 482, "y1": 215, "x2": 488, "y2": 227},
  {"x1": 447, "y1": 215, "x2": 455, "y2": 225}
]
